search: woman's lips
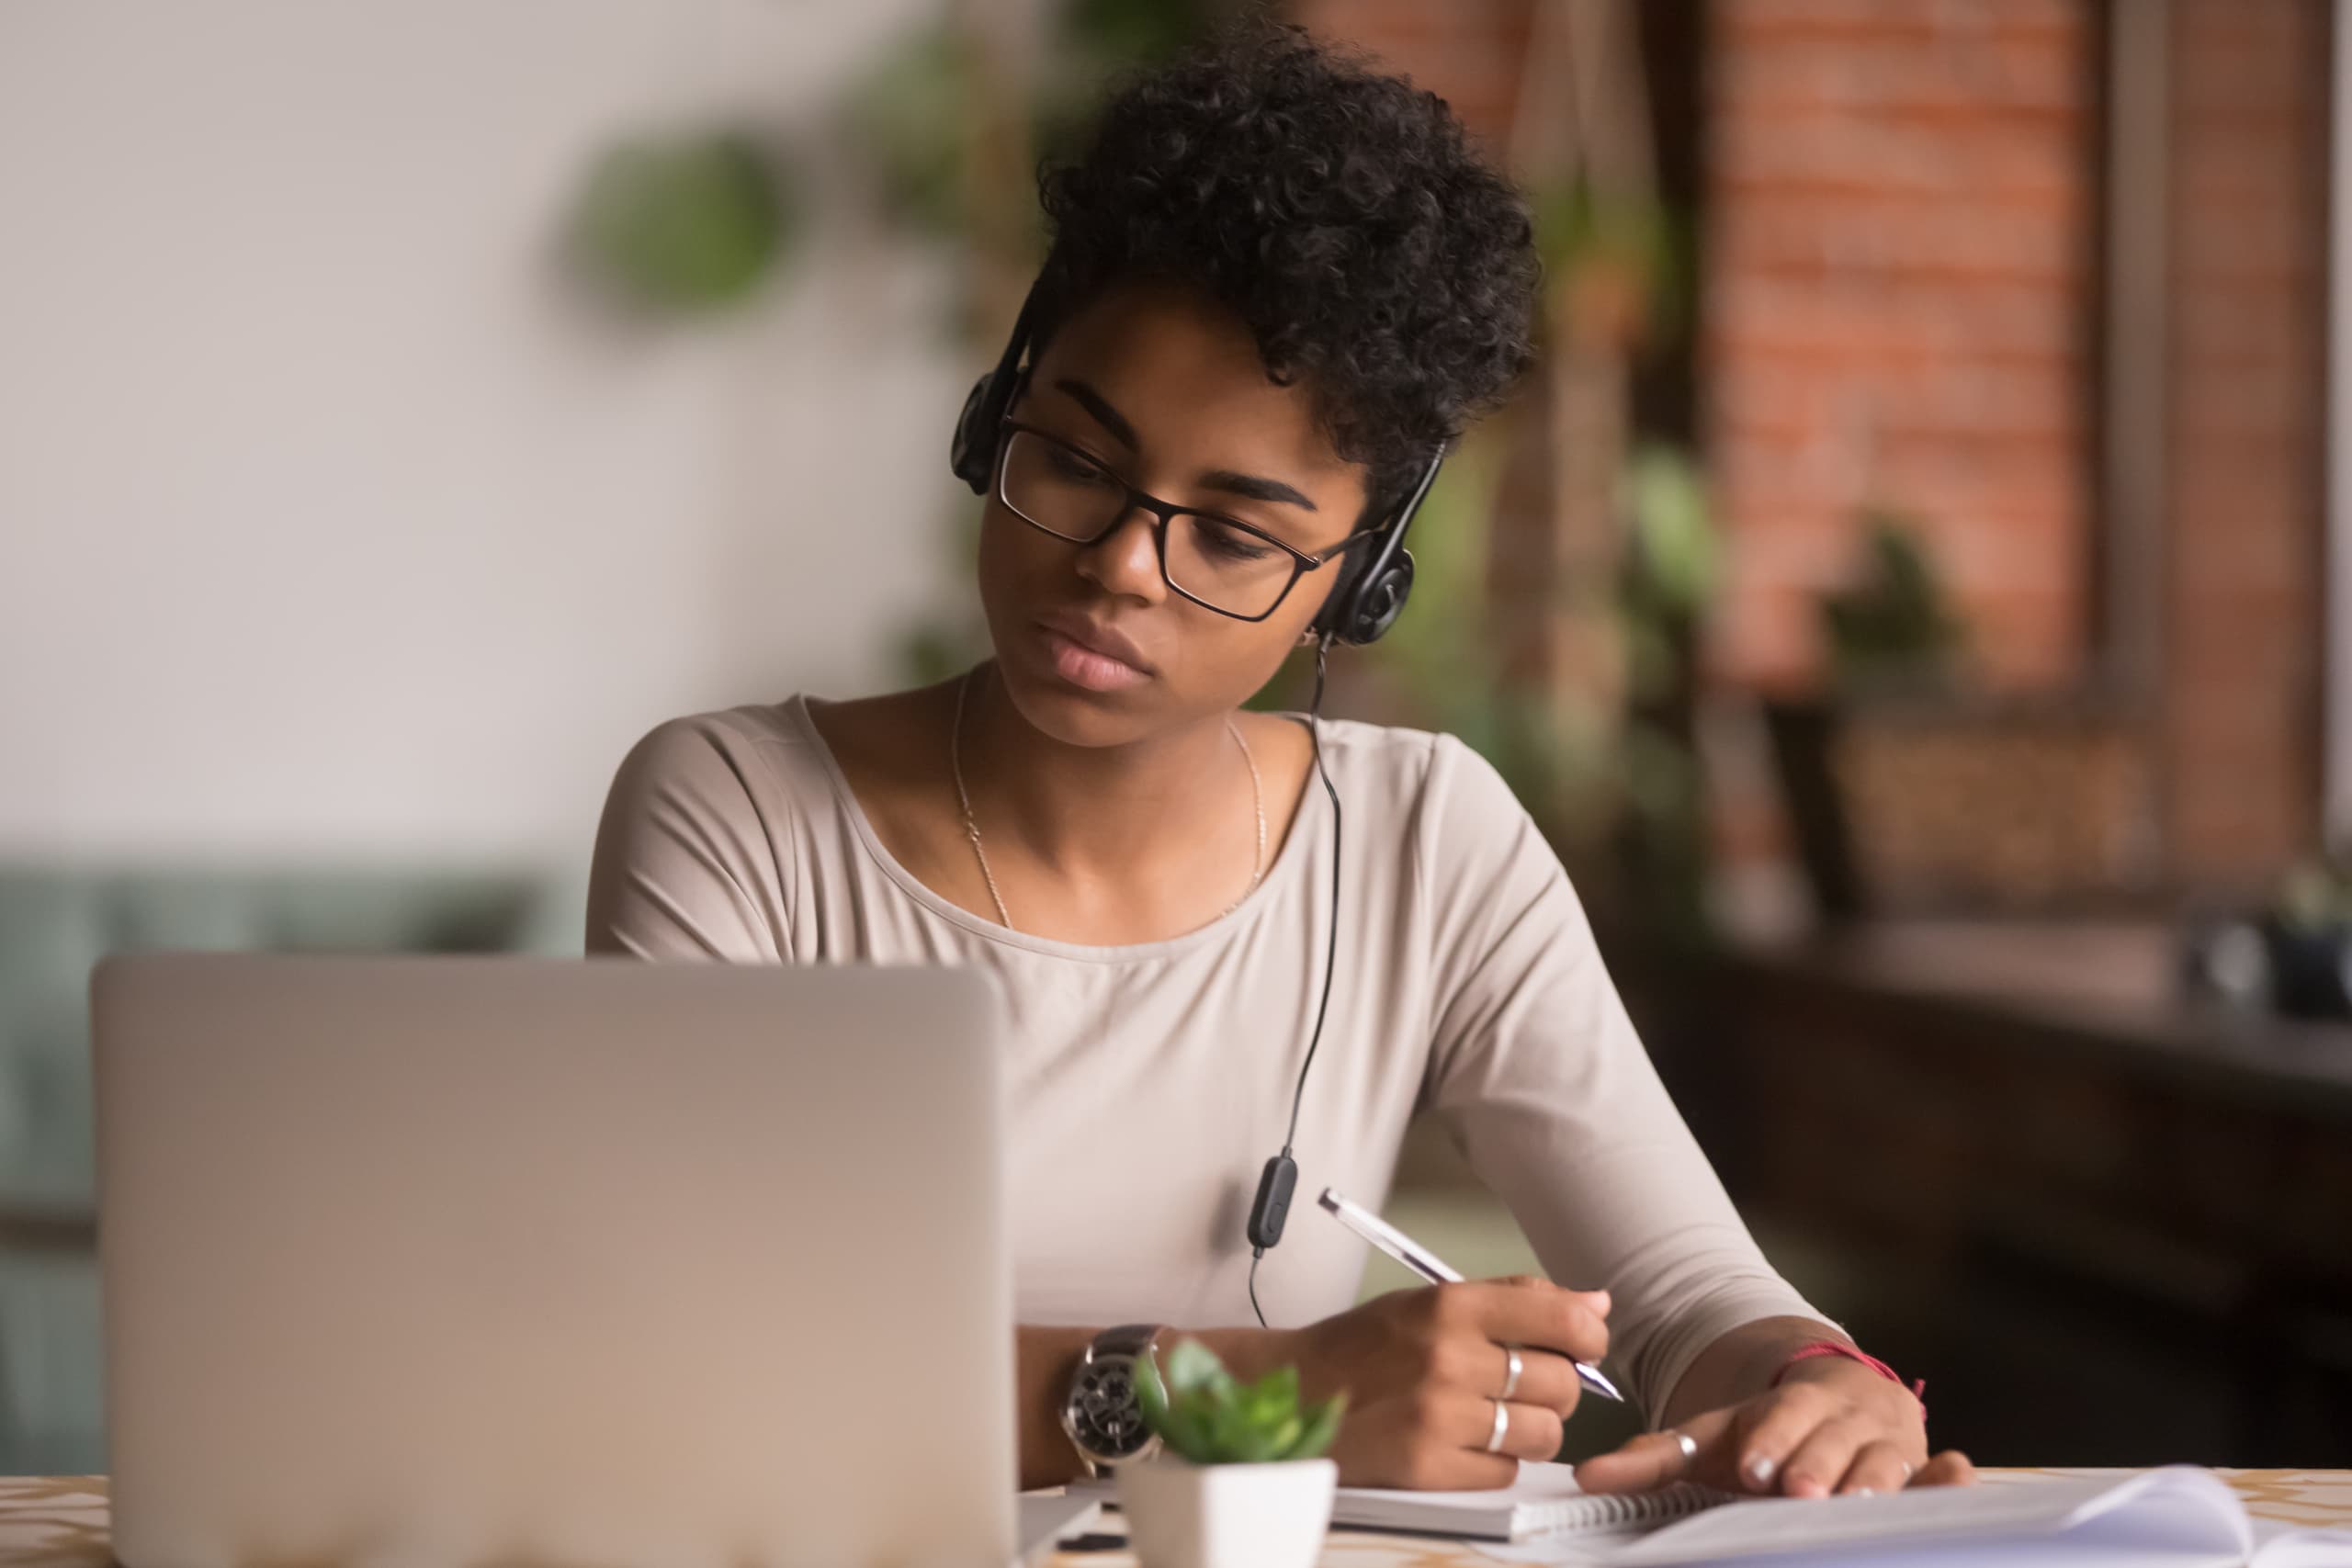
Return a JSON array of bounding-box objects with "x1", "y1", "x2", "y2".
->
[{"x1": 1037, "y1": 624, "x2": 1151, "y2": 692}]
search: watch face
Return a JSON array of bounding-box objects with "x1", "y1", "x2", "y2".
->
[{"x1": 1071, "y1": 1353, "x2": 1152, "y2": 1458}]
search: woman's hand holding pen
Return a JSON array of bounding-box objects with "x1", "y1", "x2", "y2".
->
[
  {"x1": 1270, "y1": 1275, "x2": 1612, "y2": 1490},
  {"x1": 1575, "y1": 1351, "x2": 1974, "y2": 1499}
]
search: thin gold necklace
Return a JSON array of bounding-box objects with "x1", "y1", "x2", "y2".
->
[{"x1": 950, "y1": 666, "x2": 1265, "y2": 931}]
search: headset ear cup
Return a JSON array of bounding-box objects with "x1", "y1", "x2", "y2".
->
[
  {"x1": 949, "y1": 373, "x2": 999, "y2": 495},
  {"x1": 1346, "y1": 552, "x2": 1415, "y2": 645},
  {"x1": 1309, "y1": 550, "x2": 1366, "y2": 640}
]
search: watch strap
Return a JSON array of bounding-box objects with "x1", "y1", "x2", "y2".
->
[{"x1": 1092, "y1": 1323, "x2": 1163, "y2": 1362}]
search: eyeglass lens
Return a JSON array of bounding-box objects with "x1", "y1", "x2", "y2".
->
[{"x1": 1000, "y1": 429, "x2": 1299, "y2": 618}]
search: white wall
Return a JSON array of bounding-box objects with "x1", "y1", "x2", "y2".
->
[{"x1": 0, "y1": 0, "x2": 970, "y2": 867}]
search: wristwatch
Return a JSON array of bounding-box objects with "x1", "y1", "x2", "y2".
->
[{"x1": 1060, "y1": 1323, "x2": 1167, "y2": 1476}]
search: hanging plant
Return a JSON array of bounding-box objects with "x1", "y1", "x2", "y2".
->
[
  {"x1": 1528, "y1": 178, "x2": 1687, "y2": 355},
  {"x1": 569, "y1": 130, "x2": 799, "y2": 315},
  {"x1": 841, "y1": 26, "x2": 985, "y2": 243}
]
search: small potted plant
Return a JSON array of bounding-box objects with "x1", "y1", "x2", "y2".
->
[{"x1": 1119, "y1": 1339, "x2": 1347, "y2": 1568}]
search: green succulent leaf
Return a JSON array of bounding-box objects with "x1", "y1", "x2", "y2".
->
[
  {"x1": 1162, "y1": 1338, "x2": 1230, "y2": 1399},
  {"x1": 1132, "y1": 1339, "x2": 1336, "y2": 1465},
  {"x1": 1158, "y1": 1400, "x2": 1214, "y2": 1459},
  {"x1": 1282, "y1": 1393, "x2": 1347, "y2": 1461},
  {"x1": 1261, "y1": 1413, "x2": 1305, "y2": 1458},
  {"x1": 1136, "y1": 1348, "x2": 1170, "y2": 1427}
]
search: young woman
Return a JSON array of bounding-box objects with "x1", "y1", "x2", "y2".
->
[{"x1": 588, "y1": 26, "x2": 1973, "y2": 1499}]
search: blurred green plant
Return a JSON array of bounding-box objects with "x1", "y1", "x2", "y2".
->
[
  {"x1": 843, "y1": 0, "x2": 1216, "y2": 253},
  {"x1": 842, "y1": 24, "x2": 990, "y2": 243},
  {"x1": 1351, "y1": 434, "x2": 1720, "y2": 942},
  {"x1": 1822, "y1": 513, "x2": 1962, "y2": 691},
  {"x1": 569, "y1": 131, "x2": 798, "y2": 314},
  {"x1": 2276, "y1": 859, "x2": 2352, "y2": 933},
  {"x1": 1612, "y1": 445, "x2": 1720, "y2": 942},
  {"x1": 1528, "y1": 180, "x2": 1690, "y2": 355},
  {"x1": 1136, "y1": 1338, "x2": 1345, "y2": 1465},
  {"x1": 1620, "y1": 445, "x2": 1717, "y2": 698},
  {"x1": 1360, "y1": 431, "x2": 1605, "y2": 846},
  {"x1": 1062, "y1": 0, "x2": 1216, "y2": 67}
]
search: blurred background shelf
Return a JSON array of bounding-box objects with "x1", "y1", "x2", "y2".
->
[
  {"x1": 0, "y1": 869, "x2": 581, "y2": 1473},
  {"x1": 1668, "y1": 920, "x2": 2352, "y2": 1466}
]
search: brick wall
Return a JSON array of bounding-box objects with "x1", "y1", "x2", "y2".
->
[
  {"x1": 2159, "y1": 0, "x2": 2331, "y2": 887},
  {"x1": 1707, "y1": 0, "x2": 2332, "y2": 888},
  {"x1": 1293, "y1": 0, "x2": 2332, "y2": 894},
  {"x1": 1703, "y1": 0, "x2": 2097, "y2": 694},
  {"x1": 1284, "y1": 0, "x2": 1532, "y2": 149}
]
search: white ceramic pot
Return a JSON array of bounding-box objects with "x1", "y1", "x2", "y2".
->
[{"x1": 1116, "y1": 1456, "x2": 1338, "y2": 1568}]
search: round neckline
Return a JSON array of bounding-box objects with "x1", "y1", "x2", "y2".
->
[{"x1": 783, "y1": 694, "x2": 1325, "y2": 964}]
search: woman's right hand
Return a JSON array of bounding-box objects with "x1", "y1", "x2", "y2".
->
[{"x1": 1266, "y1": 1276, "x2": 1612, "y2": 1489}]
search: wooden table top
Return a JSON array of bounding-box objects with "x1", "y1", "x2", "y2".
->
[{"x1": 0, "y1": 1470, "x2": 2344, "y2": 1567}]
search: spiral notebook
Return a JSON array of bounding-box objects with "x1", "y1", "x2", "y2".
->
[{"x1": 1330, "y1": 1464, "x2": 1726, "y2": 1542}]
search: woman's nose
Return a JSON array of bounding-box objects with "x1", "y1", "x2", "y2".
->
[{"x1": 1075, "y1": 508, "x2": 1168, "y2": 602}]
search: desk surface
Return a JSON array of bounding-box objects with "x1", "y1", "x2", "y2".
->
[{"x1": 0, "y1": 1471, "x2": 2344, "y2": 1567}]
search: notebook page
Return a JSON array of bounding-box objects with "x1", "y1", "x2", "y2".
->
[
  {"x1": 1494, "y1": 1536, "x2": 2251, "y2": 1568},
  {"x1": 1334, "y1": 1461, "x2": 1588, "y2": 1535},
  {"x1": 1476, "y1": 1526, "x2": 1657, "y2": 1566},
  {"x1": 2249, "y1": 1523, "x2": 2352, "y2": 1568},
  {"x1": 1600, "y1": 1467, "x2": 2247, "y2": 1567}
]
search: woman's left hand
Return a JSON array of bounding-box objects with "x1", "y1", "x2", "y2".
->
[{"x1": 1573, "y1": 1357, "x2": 1975, "y2": 1498}]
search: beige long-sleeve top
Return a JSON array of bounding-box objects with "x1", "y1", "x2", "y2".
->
[{"x1": 586, "y1": 696, "x2": 1826, "y2": 1420}]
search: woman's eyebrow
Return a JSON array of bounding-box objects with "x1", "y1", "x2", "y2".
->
[
  {"x1": 1053, "y1": 376, "x2": 1319, "y2": 513},
  {"x1": 1199, "y1": 468, "x2": 1317, "y2": 513},
  {"x1": 1053, "y1": 378, "x2": 1141, "y2": 450}
]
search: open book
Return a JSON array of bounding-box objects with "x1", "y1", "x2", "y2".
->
[{"x1": 1467, "y1": 1464, "x2": 2352, "y2": 1566}]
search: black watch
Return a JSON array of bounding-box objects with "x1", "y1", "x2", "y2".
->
[{"x1": 1059, "y1": 1323, "x2": 1167, "y2": 1476}]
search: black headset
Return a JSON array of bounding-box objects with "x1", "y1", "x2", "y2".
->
[{"x1": 950, "y1": 266, "x2": 1445, "y2": 1325}]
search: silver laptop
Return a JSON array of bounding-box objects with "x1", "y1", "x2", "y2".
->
[{"x1": 95, "y1": 954, "x2": 1089, "y2": 1568}]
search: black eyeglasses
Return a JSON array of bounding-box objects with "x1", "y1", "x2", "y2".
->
[{"x1": 994, "y1": 422, "x2": 1372, "y2": 621}]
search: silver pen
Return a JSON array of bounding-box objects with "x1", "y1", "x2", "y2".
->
[{"x1": 1317, "y1": 1187, "x2": 1624, "y2": 1403}]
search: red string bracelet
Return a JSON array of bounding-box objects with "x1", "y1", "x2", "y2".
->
[{"x1": 1770, "y1": 1339, "x2": 1928, "y2": 1418}]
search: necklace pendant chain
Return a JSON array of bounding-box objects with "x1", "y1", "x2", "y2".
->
[{"x1": 952, "y1": 666, "x2": 1267, "y2": 933}]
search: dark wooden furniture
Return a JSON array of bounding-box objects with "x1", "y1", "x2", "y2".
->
[{"x1": 1683, "y1": 921, "x2": 2352, "y2": 1465}]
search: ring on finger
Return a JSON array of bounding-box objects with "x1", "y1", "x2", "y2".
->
[
  {"x1": 1667, "y1": 1429, "x2": 1699, "y2": 1471},
  {"x1": 1487, "y1": 1399, "x2": 1511, "y2": 1454},
  {"x1": 1499, "y1": 1345, "x2": 1524, "y2": 1402}
]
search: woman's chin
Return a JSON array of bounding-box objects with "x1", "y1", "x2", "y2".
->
[{"x1": 989, "y1": 651, "x2": 1159, "y2": 748}]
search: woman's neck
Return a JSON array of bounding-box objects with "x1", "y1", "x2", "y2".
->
[{"x1": 956, "y1": 663, "x2": 1251, "y2": 886}]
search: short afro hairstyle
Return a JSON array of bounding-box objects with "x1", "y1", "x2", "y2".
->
[{"x1": 1033, "y1": 22, "x2": 1541, "y2": 521}]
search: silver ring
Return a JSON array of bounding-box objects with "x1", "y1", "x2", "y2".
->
[
  {"x1": 1668, "y1": 1429, "x2": 1699, "y2": 1468},
  {"x1": 1499, "y1": 1345, "x2": 1524, "y2": 1402},
  {"x1": 1486, "y1": 1398, "x2": 1511, "y2": 1454}
]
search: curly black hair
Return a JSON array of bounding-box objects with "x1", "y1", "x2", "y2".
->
[{"x1": 1034, "y1": 22, "x2": 1541, "y2": 521}]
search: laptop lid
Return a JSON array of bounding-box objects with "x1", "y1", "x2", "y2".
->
[{"x1": 96, "y1": 954, "x2": 1012, "y2": 1568}]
